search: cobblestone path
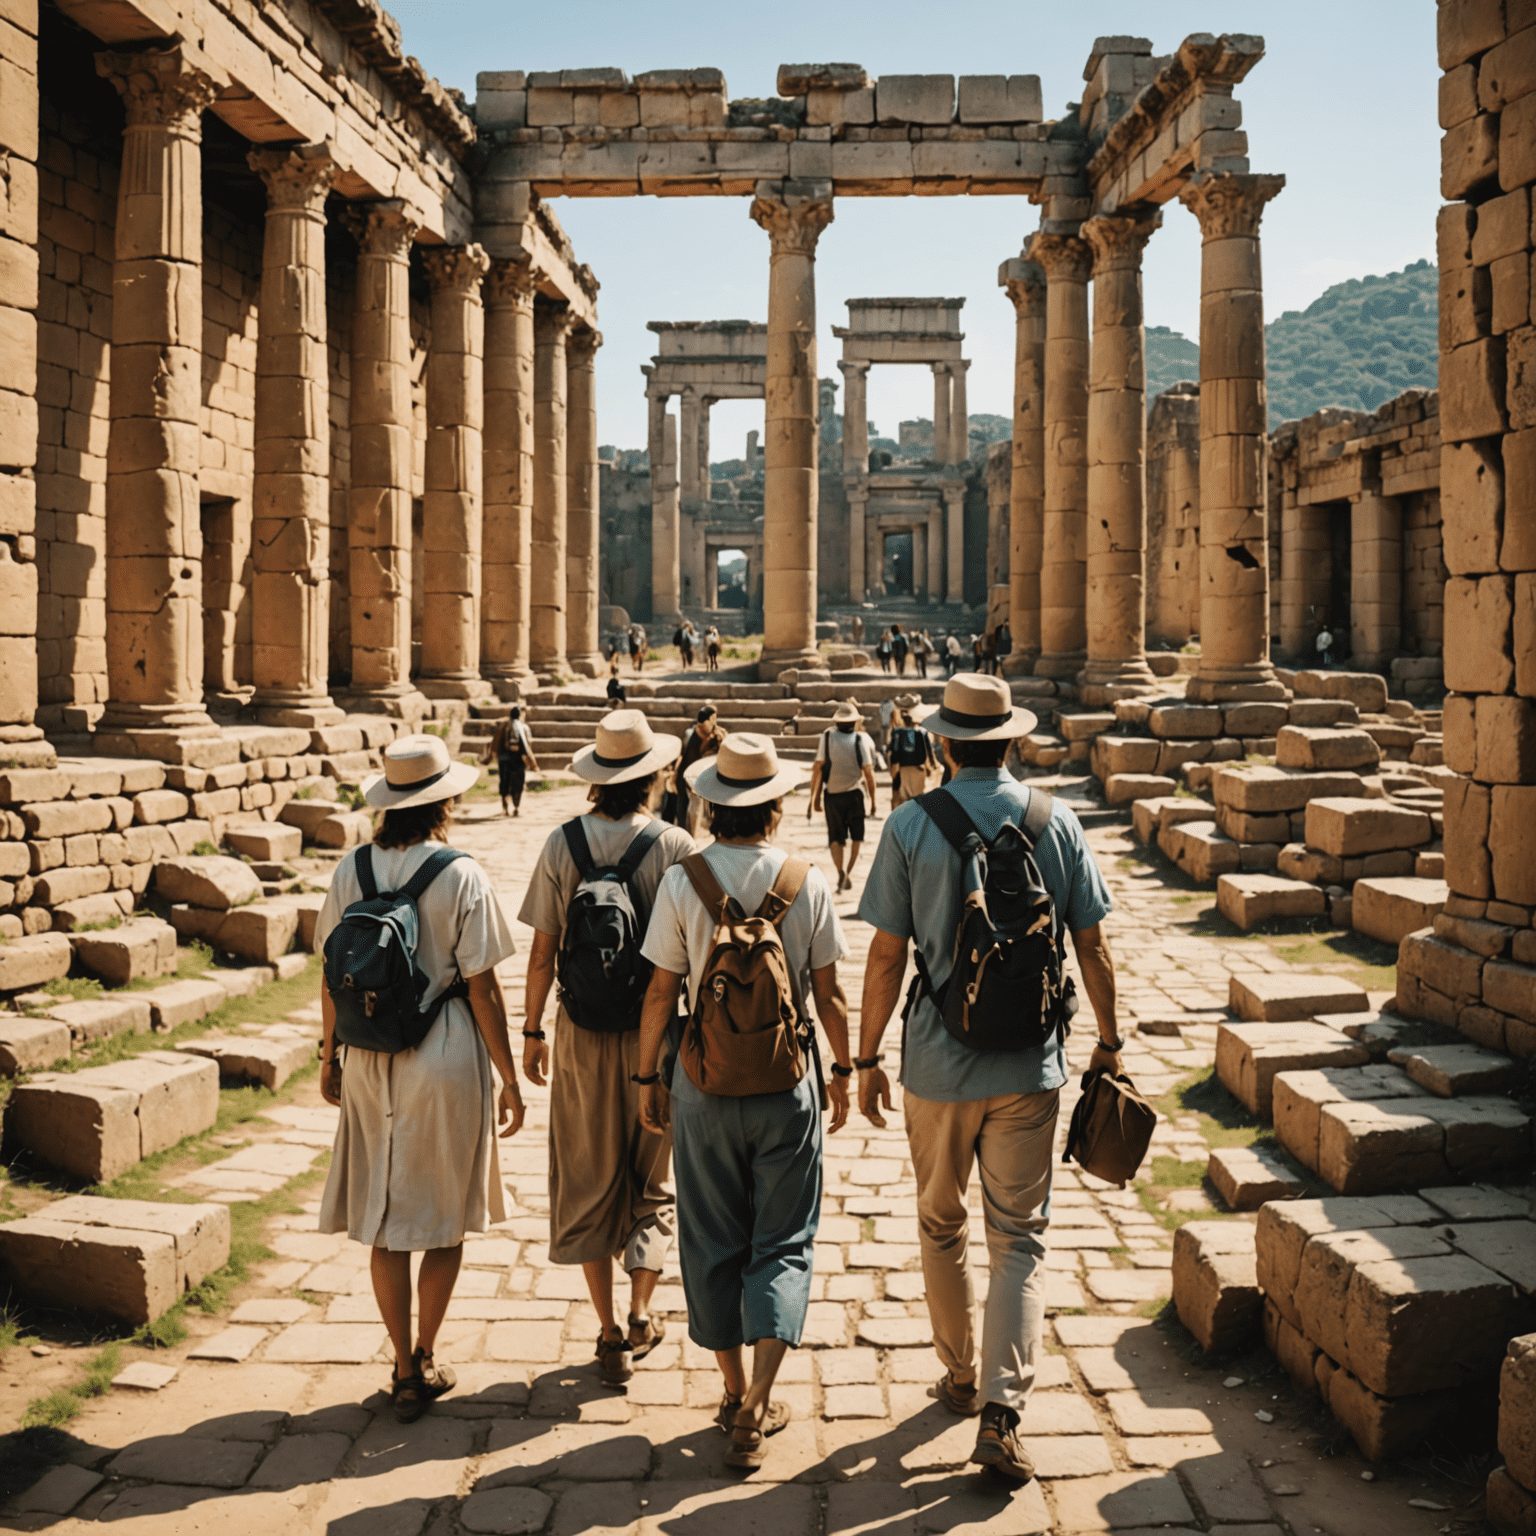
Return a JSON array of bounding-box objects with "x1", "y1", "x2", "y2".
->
[{"x1": 2, "y1": 780, "x2": 1467, "y2": 1534}]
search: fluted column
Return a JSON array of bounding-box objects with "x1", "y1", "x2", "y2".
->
[
  {"x1": 1000, "y1": 258, "x2": 1046, "y2": 672},
  {"x1": 649, "y1": 393, "x2": 680, "y2": 621},
  {"x1": 344, "y1": 199, "x2": 422, "y2": 709},
  {"x1": 926, "y1": 505, "x2": 943, "y2": 601},
  {"x1": 566, "y1": 326, "x2": 602, "y2": 674},
  {"x1": 481, "y1": 259, "x2": 538, "y2": 697},
  {"x1": 932, "y1": 363, "x2": 952, "y2": 464},
  {"x1": 848, "y1": 489, "x2": 867, "y2": 601},
  {"x1": 1080, "y1": 210, "x2": 1160, "y2": 701},
  {"x1": 417, "y1": 244, "x2": 491, "y2": 699},
  {"x1": 530, "y1": 302, "x2": 573, "y2": 673},
  {"x1": 944, "y1": 484, "x2": 965, "y2": 605},
  {"x1": 1031, "y1": 232, "x2": 1091, "y2": 679},
  {"x1": 950, "y1": 358, "x2": 970, "y2": 463},
  {"x1": 1180, "y1": 171, "x2": 1287, "y2": 702},
  {"x1": 751, "y1": 178, "x2": 834, "y2": 674},
  {"x1": 97, "y1": 45, "x2": 226, "y2": 733},
  {"x1": 839, "y1": 360, "x2": 869, "y2": 473},
  {"x1": 246, "y1": 142, "x2": 341, "y2": 725}
]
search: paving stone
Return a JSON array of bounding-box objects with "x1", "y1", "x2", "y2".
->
[
  {"x1": 1119, "y1": 1432, "x2": 1223, "y2": 1467},
  {"x1": 823, "y1": 1383, "x2": 885, "y2": 1418},
  {"x1": 461, "y1": 1487, "x2": 557, "y2": 1535},
  {"x1": 107, "y1": 1433, "x2": 265, "y2": 1488},
  {"x1": 111, "y1": 1360, "x2": 179, "y2": 1390},
  {"x1": 856, "y1": 1316, "x2": 932, "y2": 1347},
  {"x1": 548, "y1": 1481, "x2": 642, "y2": 1536},
  {"x1": 1451, "y1": 1218, "x2": 1536, "y2": 1291},
  {"x1": 1048, "y1": 1470, "x2": 1197, "y2": 1531},
  {"x1": 1181, "y1": 1449, "x2": 1275, "y2": 1522},
  {"x1": 12, "y1": 1462, "x2": 103, "y2": 1515},
  {"x1": 904, "y1": 1470, "x2": 1053, "y2": 1532},
  {"x1": 262, "y1": 1322, "x2": 386, "y2": 1364},
  {"x1": 249, "y1": 1431, "x2": 351, "y2": 1489},
  {"x1": 230, "y1": 1298, "x2": 313, "y2": 1324},
  {"x1": 1024, "y1": 1433, "x2": 1115, "y2": 1477},
  {"x1": 189, "y1": 1325, "x2": 269, "y2": 1361},
  {"x1": 1018, "y1": 1391, "x2": 1099, "y2": 1435},
  {"x1": 1105, "y1": 1389, "x2": 1217, "y2": 1437},
  {"x1": 479, "y1": 1422, "x2": 654, "y2": 1484},
  {"x1": 819, "y1": 1346, "x2": 880, "y2": 1385},
  {"x1": 1053, "y1": 1315, "x2": 1159, "y2": 1348},
  {"x1": 1207, "y1": 1144, "x2": 1307, "y2": 1210},
  {"x1": 1084, "y1": 1268, "x2": 1171, "y2": 1302},
  {"x1": 825, "y1": 1483, "x2": 917, "y2": 1535},
  {"x1": 1229, "y1": 972, "x2": 1370, "y2": 1023}
]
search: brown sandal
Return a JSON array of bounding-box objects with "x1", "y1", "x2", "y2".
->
[
  {"x1": 414, "y1": 1347, "x2": 456, "y2": 1402},
  {"x1": 714, "y1": 1392, "x2": 743, "y2": 1433},
  {"x1": 935, "y1": 1370, "x2": 981, "y2": 1417},
  {"x1": 390, "y1": 1366, "x2": 428, "y2": 1424},
  {"x1": 725, "y1": 1400, "x2": 790, "y2": 1469},
  {"x1": 628, "y1": 1313, "x2": 666, "y2": 1360},
  {"x1": 596, "y1": 1330, "x2": 634, "y2": 1385}
]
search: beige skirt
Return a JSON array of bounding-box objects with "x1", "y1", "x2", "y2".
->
[{"x1": 320, "y1": 997, "x2": 507, "y2": 1251}]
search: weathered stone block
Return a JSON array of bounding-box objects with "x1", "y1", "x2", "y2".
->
[
  {"x1": 1091, "y1": 735, "x2": 1159, "y2": 777},
  {"x1": 1217, "y1": 874, "x2": 1326, "y2": 931},
  {"x1": 1215, "y1": 804, "x2": 1291, "y2": 844},
  {"x1": 312, "y1": 812, "x2": 372, "y2": 849},
  {"x1": 1501, "y1": 1333, "x2": 1536, "y2": 1492},
  {"x1": 1104, "y1": 773, "x2": 1176, "y2": 806},
  {"x1": 177, "y1": 1034, "x2": 310, "y2": 1091},
  {"x1": 1484, "y1": 959, "x2": 1536, "y2": 1024},
  {"x1": 152, "y1": 855, "x2": 262, "y2": 911},
  {"x1": 1387, "y1": 1041, "x2": 1521, "y2": 1098},
  {"x1": 207, "y1": 903, "x2": 298, "y2": 965},
  {"x1": 1317, "y1": 1096, "x2": 1452, "y2": 1194},
  {"x1": 1207, "y1": 1144, "x2": 1307, "y2": 1211},
  {"x1": 1325, "y1": 1362, "x2": 1474, "y2": 1463},
  {"x1": 0, "y1": 1015, "x2": 68, "y2": 1074},
  {"x1": 1229, "y1": 972, "x2": 1369, "y2": 1023},
  {"x1": 1263, "y1": 1297, "x2": 1322, "y2": 1392},
  {"x1": 145, "y1": 978, "x2": 228, "y2": 1030},
  {"x1": 1217, "y1": 1021, "x2": 1370, "y2": 1117},
  {"x1": 69, "y1": 918, "x2": 177, "y2": 986},
  {"x1": 224, "y1": 823, "x2": 302, "y2": 862},
  {"x1": 1492, "y1": 786, "x2": 1536, "y2": 906},
  {"x1": 1148, "y1": 703, "x2": 1223, "y2": 739},
  {"x1": 1278, "y1": 842, "x2": 1346, "y2": 884},
  {"x1": 43, "y1": 994, "x2": 151, "y2": 1044},
  {"x1": 1173, "y1": 1221, "x2": 1261, "y2": 1354},
  {"x1": 1159, "y1": 819, "x2": 1240, "y2": 882},
  {"x1": 131, "y1": 788, "x2": 189, "y2": 825},
  {"x1": 1276, "y1": 727, "x2": 1381, "y2": 772},
  {"x1": 956, "y1": 74, "x2": 1042, "y2": 123},
  {"x1": 874, "y1": 74, "x2": 955, "y2": 124},
  {"x1": 1305, "y1": 798, "x2": 1432, "y2": 857},
  {"x1": 0, "y1": 930, "x2": 70, "y2": 990},
  {"x1": 1351, "y1": 877, "x2": 1449, "y2": 946},
  {"x1": 1486, "y1": 1465, "x2": 1536, "y2": 1536},
  {"x1": 1212, "y1": 765, "x2": 1367, "y2": 813}
]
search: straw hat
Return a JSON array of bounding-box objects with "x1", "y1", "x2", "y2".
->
[
  {"x1": 893, "y1": 692, "x2": 921, "y2": 710},
  {"x1": 685, "y1": 732, "x2": 806, "y2": 806},
  {"x1": 922, "y1": 674, "x2": 1037, "y2": 741},
  {"x1": 363, "y1": 734, "x2": 481, "y2": 810},
  {"x1": 832, "y1": 702, "x2": 862, "y2": 724},
  {"x1": 569, "y1": 708, "x2": 682, "y2": 784}
]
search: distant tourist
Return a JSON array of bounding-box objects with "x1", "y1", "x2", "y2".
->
[
  {"x1": 676, "y1": 622, "x2": 695, "y2": 670},
  {"x1": 996, "y1": 621, "x2": 1012, "y2": 669},
  {"x1": 673, "y1": 704, "x2": 723, "y2": 837},
  {"x1": 851, "y1": 614, "x2": 865, "y2": 645},
  {"x1": 891, "y1": 623, "x2": 910, "y2": 677},
  {"x1": 705, "y1": 625, "x2": 722, "y2": 672},
  {"x1": 487, "y1": 706, "x2": 540, "y2": 818},
  {"x1": 629, "y1": 623, "x2": 647, "y2": 673},
  {"x1": 912, "y1": 628, "x2": 932, "y2": 678},
  {"x1": 607, "y1": 661, "x2": 628, "y2": 711},
  {"x1": 877, "y1": 629, "x2": 894, "y2": 674},
  {"x1": 887, "y1": 695, "x2": 937, "y2": 809},
  {"x1": 1315, "y1": 626, "x2": 1335, "y2": 668},
  {"x1": 945, "y1": 632, "x2": 962, "y2": 677},
  {"x1": 810, "y1": 702, "x2": 878, "y2": 894}
]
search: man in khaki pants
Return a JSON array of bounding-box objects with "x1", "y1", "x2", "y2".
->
[{"x1": 854, "y1": 673, "x2": 1124, "y2": 1482}]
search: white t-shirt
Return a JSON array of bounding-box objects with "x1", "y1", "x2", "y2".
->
[
  {"x1": 946, "y1": 635, "x2": 962, "y2": 655},
  {"x1": 814, "y1": 728, "x2": 875, "y2": 794}
]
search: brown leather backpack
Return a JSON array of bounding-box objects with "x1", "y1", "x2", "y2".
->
[
  {"x1": 679, "y1": 851, "x2": 812, "y2": 1097},
  {"x1": 1062, "y1": 1068, "x2": 1157, "y2": 1188}
]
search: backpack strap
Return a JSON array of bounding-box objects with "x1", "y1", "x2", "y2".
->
[
  {"x1": 355, "y1": 843, "x2": 378, "y2": 901},
  {"x1": 614, "y1": 819, "x2": 667, "y2": 884},
  {"x1": 914, "y1": 788, "x2": 986, "y2": 851},
  {"x1": 757, "y1": 856, "x2": 810, "y2": 928},
  {"x1": 398, "y1": 846, "x2": 469, "y2": 904},
  {"x1": 1022, "y1": 786, "x2": 1055, "y2": 845},
  {"x1": 682, "y1": 851, "x2": 732, "y2": 925},
  {"x1": 561, "y1": 817, "x2": 597, "y2": 882}
]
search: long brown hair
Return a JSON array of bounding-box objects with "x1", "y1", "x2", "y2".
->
[{"x1": 375, "y1": 797, "x2": 455, "y2": 847}]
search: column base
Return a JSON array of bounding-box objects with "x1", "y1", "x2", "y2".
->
[
  {"x1": 93, "y1": 722, "x2": 224, "y2": 767},
  {"x1": 757, "y1": 647, "x2": 822, "y2": 682},
  {"x1": 1186, "y1": 669, "x2": 1290, "y2": 703},
  {"x1": 1001, "y1": 651, "x2": 1041, "y2": 677},
  {"x1": 333, "y1": 687, "x2": 433, "y2": 727},
  {"x1": 97, "y1": 701, "x2": 214, "y2": 733},
  {"x1": 565, "y1": 654, "x2": 606, "y2": 680},
  {"x1": 483, "y1": 670, "x2": 538, "y2": 703},
  {"x1": 1034, "y1": 651, "x2": 1086, "y2": 680},
  {"x1": 1077, "y1": 658, "x2": 1159, "y2": 709},
  {"x1": 418, "y1": 675, "x2": 494, "y2": 702},
  {"x1": 251, "y1": 692, "x2": 346, "y2": 729}
]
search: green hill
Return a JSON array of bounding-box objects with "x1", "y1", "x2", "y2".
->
[{"x1": 1145, "y1": 260, "x2": 1440, "y2": 426}]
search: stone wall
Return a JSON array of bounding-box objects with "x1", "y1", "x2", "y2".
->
[{"x1": 597, "y1": 464, "x2": 653, "y2": 621}]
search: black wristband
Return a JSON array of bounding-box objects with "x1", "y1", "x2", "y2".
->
[
  {"x1": 630, "y1": 1071, "x2": 660, "y2": 1086},
  {"x1": 523, "y1": 1029, "x2": 546, "y2": 1041},
  {"x1": 1097, "y1": 1036, "x2": 1125, "y2": 1053},
  {"x1": 855, "y1": 1055, "x2": 883, "y2": 1070},
  {"x1": 830, "y1": 1062, "x2": 853, "y2": 1079}
]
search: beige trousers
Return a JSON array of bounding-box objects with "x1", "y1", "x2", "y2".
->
[{"x1": 904, "y1": 1087, "x2": 1059, "y2": 1413}]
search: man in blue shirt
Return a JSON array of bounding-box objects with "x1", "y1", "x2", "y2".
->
[{"x1": 856, "y1": 672, "x2": 1124, "y2": 1484}]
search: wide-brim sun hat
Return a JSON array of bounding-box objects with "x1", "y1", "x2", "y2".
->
[
  {"x1": 833, "y1": 702, "x2": 861, "y2": 724},
  {"x1": 922, "y1": 674, "x2": 1038, "y2": 742},
  {"x1": 685, "y1": 731, "x2": 806, "y2": 806},
  {"x1": 363, "y1": 733, "x2": 481, "y2": 810},
  {"x1": 570, "y1": 708, "x2": 682, "y2": 784}
]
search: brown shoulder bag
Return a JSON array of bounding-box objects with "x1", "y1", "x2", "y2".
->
[
  {"x1": 1062, "y1": 1068, "x2": 1157, "y2": 1188},
  {"x1": 679, "y1": 851, "x2": 812, "y2": 1097}
]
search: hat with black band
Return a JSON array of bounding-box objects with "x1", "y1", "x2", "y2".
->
[
  {"x1": 920, "y1": 674, "x2": 1038, "y2": 742},
  {"x1": 685, "y1": 732, "x2": 806, "y2": 806},
  {"x1": 570, "y1": 708, "x2": 682, "y2": 784}
]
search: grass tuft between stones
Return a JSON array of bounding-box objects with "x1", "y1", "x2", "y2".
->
[{"x1": 21, "y1": 1343, "x2": 120, "y2": 1429}]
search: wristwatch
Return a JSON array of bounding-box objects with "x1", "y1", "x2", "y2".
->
[
  {"x1": 1097, "y1": 1034, "x2": 1126, "y2": 1053},
  {"x1": 830, "y1": 1062, "x2": 853, "y2": 1079}
]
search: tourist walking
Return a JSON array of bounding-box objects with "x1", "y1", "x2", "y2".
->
[
  {"x1": 810, "y1": 701, "x2": 878, "y2": 894},
  {"x1": 633, "y1": 733, "x2": 858, "y2": 1469},
  {"x1": 673, "y1": 704, "x2": 724, "y2": 837},
  {"x1": 629, "y1": 623, "x2": 647, "y2": 674},
  {"x1": 607, "y1": 657, "x2": 628, "y2": 710},
  {"x1": 945, "y1": 631, "x2": 962, "y2": 677},
  {"x1": 891, "y1": 623, "x2": 909, "y2": 677},
  {"x1": 851, "y1": 614, "x2": 865, "y2": 646},
  {"x1": 706, "y1": 625, "x2": 722, "y2": 672},
  {"x1": 486, "y1": 706, "x2": 540, "y2": 818},
  {"x1": 886, "y1": 695, "x2": 937, "y2": 809},
  {"x1": 877, "y1": 629, "x2": 893, "y2": 674},
  {"x1": 518, "y1": 711, "x2": 694, "y2": 1386},
  {"x1": 676, "y1": 622, "x2": 695, "y2": 670},
  {"x1": 853, "y1": 673, "x2": 1121, "y2": 1483},
  {"x1": 316, "y1": 735, "x2": 523, "y2": 1424},
  {"x1": 912, "y1": 628, "x2": 931, "y2": 678},
  {"x1": 996, "y1": 621, "x2": 1012, "y2": 671}
]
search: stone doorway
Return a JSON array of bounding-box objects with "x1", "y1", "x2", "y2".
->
[
  {"x1": 883, "y1": 531, "x2": 914, "y2": 596},
  {"x1": 714, "y1": 547, "x2": 748, "y2": 609}
]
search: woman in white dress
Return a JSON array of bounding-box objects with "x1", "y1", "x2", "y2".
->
[{"x1": 316, "y1": 735, "x2": 525, "y2": 1422}]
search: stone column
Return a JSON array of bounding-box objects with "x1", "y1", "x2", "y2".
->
[
  {"x1": 950, "y1": 359, "x2": 970, "y2": 464},
  {"x1": 679, "y1": 386, "x2": 703, "y2": 507},
  {"x1": 848, "y1": 489, "x2": 867, "y2": 600},
  {"x1": 866, "y1": 518, "x2": 882, "y2": 597},
  {"x1": 926, "y1": 505, "x2": 943, "y2": 601},
  {"x1": 97, "y1": 45, "x2": 227, "y2": 733},
  {"x1": 530, "y1": 302, "x2": 573, "y2": 673},
  {"x1": 246, "y1": 142, "x2": 341, "y2": 726},
  {"x1": 344, "y1": 199, "x2": 423, "y2": 711},
  {"x1": 1280, "y1": 502, "x2": 1330, "y2": 660},
  {"x1": 1079, "y1": 211, "x2": 1161, "y2": 702},
  {"x1": 566, "y1": 326, "x2": 602, "y2": 675},
  {"x1": 698, "y1": 399, "x2": 712, "y2": 491},
  {"x1": 944, "y1": 484, "x2": 965, "y2": 605},
  {"x1": 1351, "y1": 492, "x2": 1402, "y2": 673},
  {"x1": 914, "y1": 522, "x2": 929, "y2": 601},
  {"x1": 932, "y1": 364, "x2": 952, "y2": 464},
  {"x1": 840, "y1": 360, "x2": 869, "y2": 473},
  {"x1": 1031, "y1": 232, "x2": 1092, "y2": 679},
  {"x1": 418, "y1": 244, "x2": 491, "y2": 699},
  {"x1": 649, "y1": 395, "x2": 680, "y2": 621},
  {"x1": 1179, "y1": 171, "x2": 1287, "y2": 701},
  {"x1": 481, "y1": 259, "x2": 538, "y2": 697},
  {"x1": 750, "y1": 178, "x2": 833, "y2": 674},
  {"x1": 1000, "y1": 258, "x2": 1046, "y2": 672}
]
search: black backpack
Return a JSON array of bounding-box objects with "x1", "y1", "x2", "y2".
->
[
  {"x1": 324, "y1": 845, "x2": 470, "y2": 1054},
  {"x1": 556, "y1": 817, "x2": 666, "y2": 1032},
  {"x1": 890, "y1": 727, "x2": 927, "y2": 768},
  {"x1": 904, "y1": 788, "x2": 1077, "y2": 1053}
]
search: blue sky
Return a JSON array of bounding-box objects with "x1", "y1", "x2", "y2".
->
[{"x1": 391, "y1": 0, "x2": 1438, "y2": 452}]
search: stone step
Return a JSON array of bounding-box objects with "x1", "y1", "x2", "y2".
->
[
  {"x1": 1207, "y1": 1143, "x2": 1309, "y2": 1210},
  {"x1": 1385, "y1": 1040, "x2": 1523, "y2": 1098},
  {"x1": 0, "y1": 1194, "x2": 230, "y2": 1327},
  {"x1": 1217, "y1": 873, "x2": 1327, "y2": 930},
  {"x1": 1229, "y1": 972, "x2": 1371, "y2": 1023},
  {"x1": 1172, "y1": 1220, "x2": 1261, "y2": 1353},
  {"x1": 1273, "y1": 1063, "x2": 1434, "y2": 1172},
  {"x1": 1216, "y1": 1021, "x2": 1371, "y2": 1118},
  {"x1": 176, "y1": 1031, "x2": 312, "y2": 1091}
]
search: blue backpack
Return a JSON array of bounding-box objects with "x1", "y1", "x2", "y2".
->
[{"x1": 323, "y1": 845, "x2": 470, "y2": 1053}]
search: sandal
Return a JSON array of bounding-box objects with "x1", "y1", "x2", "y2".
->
[
  {"x1": 935, "y1": 1370, "x2": 981, "y2": 1417},
  {"x1": 714, "y1": 1392, "x2": 743, "y2": 1433},
  {"x1": 414, "y1": 1347, "x2": 456, "y2": 1403},
  {"x1": 628, "y1": 1314, "x2": 666, "y2": 1361},
  {"x1": 596, "y1": 1330, "x2": 634, "y2": 1386},
  {"x1": 390, "y1": 1366, "x2": 428, "y2": 1424},
  {"x1": 724, "y1": 1400, "x2": 790, "y2": 1470}
]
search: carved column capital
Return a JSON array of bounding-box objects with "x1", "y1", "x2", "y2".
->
[
  {"x1": 568, "y1": 326, "x2": 602, "y2": 361},
  {"x1": 750, "y1": 178, "x2": 834, "y2": 257},
  {"x1": 421, "y1": 243, "x2": 491, "y2": 296},
  {"x1": 534, "y1": 301, "x2": 576, "y2": 342},
  {"x1": 1000, "y1": 257, "x2": 1046, "y2": 314},
  {"x1": 343, "y1": 199, "x2": 419, "y2": 259},
  {"x1": 484, "y1": 257, "x2": 540, "y2": 310},
  {"x1": 1178, "y1": 172, "x2": 1285, "y2": 241},
  {"x1": 1081, "y1": 209, "x2": 1162, "y2": 272},
  {"x1": 97, "y1": 44, "x2": 227, "y2": 134},
  {"x1": 837, "y1": 359, "x2": 870, "y2": 378},
  {"x1": 1027, "y1": 232, "x2": 1092, "y2": 284},
  {"x1": 953, "y1": 359, "x2": 972, "y2": 375},
  {"x1": 931, "y1": 361, "x2": 951, "y2": 378},
  {"x1": 249, "y1": 142, "x2": 337, "y2": 214}
]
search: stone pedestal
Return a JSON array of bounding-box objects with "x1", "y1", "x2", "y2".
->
[
  {"x1": 649, "y1": 395, "x2": 680, "y2": 623},
  {"x1": 751, "y1": 179, "x2": 833, "y2": 677},
  {"x1": 97, "y1": 46, "x2": 226, "y2": 734},
  {"x1": 247, "y1": 144, "x2": 342, "y2": 728},
  {"x1": 341, "y1": 200, "x2": 426, "y2": 718},
  {"x1": 1000, "y1": 258, "x2": 1046, "y2": 673},
  {"x1": 1180, "y1": 172, "x2": 1287, "y2": 703},
  {"x1": 481, "y1": 260, "x2": 538, "y2": 700},
  {"x1": 1079, "y1": 211, "x2": 1160, "y2": 705},
  {"x1": 565, "y1": 326, "x2": 603, "y2": 676},
  {"x1": 944, "y1": 484, "x2": 965, "y2": 605},
  {"x1": 1031, "y1": 233, "x2": 1091, "y2": 680},
  {"x1": 418, "y1": 244, "x2": 492, "y2": 701},
  {"x1": 530, "y1": 303, "x2": 573, "y2": 676}
]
